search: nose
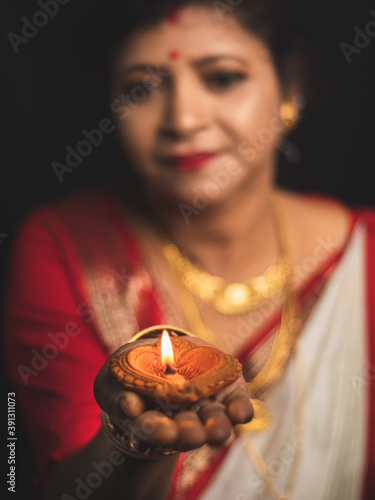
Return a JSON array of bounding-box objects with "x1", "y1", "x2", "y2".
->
[{"x1": 160, "y1": 77, "x2": 209, "y2": 139}]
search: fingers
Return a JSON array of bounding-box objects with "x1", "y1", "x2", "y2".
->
[
  {"x1": 125, "y1": 404, "x2": 234, "y2": 452},
  {"x1": 173, "y1": 411, "x2": 207, "y2": 451},
  {"x1": 94, "y1": 338, "x2": 253, "y2": 454},
  {"x1": 94, "y1": 360, "x2": 146, "y2": 419},
  {"x1": 102, "y1": 394, "x2": 252, "y2": 453},
  {"x1": 134, "y1": 411, "x2": 179, "y2": 447},
  {"x1": 223, "y1": 388, "x2": 254, "y2": 424},
  {"x1": 119, "y1": 392, "x2": 146, "y2": 419},
  {"x1": 198, "y1": 402, "x2": 232, "y2": 445},
  {"x1": 121, "y1": 390, "x2": 253, "y2": 451},
  {"x1": 108, "y1": 410, "x2": 178, "y2": 450},
  {"x1": 126, "y1": 410, "x2": 206, "y2": 451}
]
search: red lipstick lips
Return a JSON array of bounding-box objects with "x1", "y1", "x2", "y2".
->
[{"x1": 167, "y1": 152, "x2": 218, "y2": 172}]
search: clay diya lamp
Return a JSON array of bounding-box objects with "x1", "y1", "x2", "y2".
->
[{"x1": 110, "y1": 325, "x2": 243, "y2": 407}]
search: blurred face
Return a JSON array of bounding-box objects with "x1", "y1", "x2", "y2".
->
[{"x1": 111, "y1": 5, "x2": 284, "y2": 207}]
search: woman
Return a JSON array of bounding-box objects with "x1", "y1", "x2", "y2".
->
[{"x1": 5, "y1": 0, "x2": 375, "y2": 499}]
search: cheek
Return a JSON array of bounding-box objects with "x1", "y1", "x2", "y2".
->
[
  {"x1": 220, "y1": 77, "x2": 282, "y2": 145},
  {"x1": 117, "y1": 111, "x2": 155, "y2": 160}
]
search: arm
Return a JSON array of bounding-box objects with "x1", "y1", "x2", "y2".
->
[
  {"x1": 42, "y1": 428, "x2": 179, "y2": 500},
  {"x1": 5, "y1": 208, "x2": 253, "y2": 500},
  {"x1": 4, "y1": 209, "x2": 179, "y2": 500}
]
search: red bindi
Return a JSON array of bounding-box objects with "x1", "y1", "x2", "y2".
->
[
  {"x1": 167, "y1": 10, "x2": 179, "y2": 25},
  {"x1": 168, "y1": 50, "x2": 180, "y2": 60}
]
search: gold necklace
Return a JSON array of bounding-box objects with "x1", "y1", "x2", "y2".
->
[
  {"x1": 175, "y1": 267, "x2": 299, "y2": 432},
  {"x1": 160, "y1": 196, "x2": 300, "y2": 431},
  {"x1": 247, "y1": 276, "x2": 298, "y2": 398},
  {"x1": 159, "y1": 197, "x2": 304, "y2": 499},
  {"x1": 163, "y1": 243, "x2": 292, "y2": 316},
  {"x1": 173, "y1": 260, "x2": 304, "y2": 499}
]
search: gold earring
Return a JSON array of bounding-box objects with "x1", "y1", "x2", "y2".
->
[{"x1": 279, "y1": 100, "x2": 300, "y2": 133}]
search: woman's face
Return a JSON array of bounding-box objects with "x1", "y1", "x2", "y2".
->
[{"x1": 111, "y1": 5, "x2": 284, "y2": 208}]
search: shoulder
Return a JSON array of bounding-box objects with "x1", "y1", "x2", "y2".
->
[
  {"x1": 16, "y1": 190, "x2": 111, "y2": 234},
  {"x1": 26, "y1": 189, "x2": 119, "y2": 227},
  {"x1": 15, "y1": 189, "x2": 133, "y2": 249},
  {"x1": 9, "y1": 189, "x2": 141, "y2": 286},
  {"x1": 6, "y1": 189, "x2": 142, "y2": 323}
]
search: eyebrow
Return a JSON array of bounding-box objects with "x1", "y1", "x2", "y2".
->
[
  {"x1": 192, "y1": 55, "x2": 249, "y2": 67},
  {"x1": 116, "y1": 55, "x2": 248, "y2": 78}
]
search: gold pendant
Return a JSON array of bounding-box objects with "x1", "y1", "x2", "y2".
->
[
  {"x1": 223, "y1": 283, "x2": 250, "y2": 306},
  {"x1": 163, "y1": 241, "x2": 292, "y2": 315}
]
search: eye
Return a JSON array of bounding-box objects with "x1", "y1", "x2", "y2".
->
[{"x1": 205, "y1": 71, "x2": 247, "y2": 91}]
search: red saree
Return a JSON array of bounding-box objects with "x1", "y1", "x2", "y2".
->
[{"x1": 4, "y1": 191, "x2": 375, "y2": 498}]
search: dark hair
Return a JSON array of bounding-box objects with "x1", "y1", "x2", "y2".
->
[{"x1": 73, "y1": 0, "x2": 313, "y2": 98}]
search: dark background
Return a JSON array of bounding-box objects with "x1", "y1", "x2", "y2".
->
[{"x1": 1, "y1": 0, "x2": 375, "y2": 498}]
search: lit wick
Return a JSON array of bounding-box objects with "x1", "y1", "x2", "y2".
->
[
  {"x1": 165, "y1": 363, "x2": 176, "y2": 375},
  {"x1": 161, "y1": 329, "x2": 175, "y2": 371},
  {"x1": 161, "y1": 330, "x2": 186, "y2": 385}
]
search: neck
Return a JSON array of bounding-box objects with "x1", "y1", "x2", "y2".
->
[{"x1": 146, "y1": 169, "x2": 282, "y2": 281}]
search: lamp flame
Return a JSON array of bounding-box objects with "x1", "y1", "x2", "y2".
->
[{"x1": 161, "y1": 330, "x2": 174, "y2": 367}]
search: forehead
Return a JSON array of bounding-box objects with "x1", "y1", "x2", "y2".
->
[{"x1": 114, "y1": 5, "x2": 271, "y2": 65}]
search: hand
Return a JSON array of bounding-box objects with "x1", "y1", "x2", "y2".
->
[{"x1": 94, "y1": 336, "x2": 254, "y2": 453}]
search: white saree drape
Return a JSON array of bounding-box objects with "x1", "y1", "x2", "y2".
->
[{"x1": 200, "y1": 223, "x2": 368, "y2": 500}]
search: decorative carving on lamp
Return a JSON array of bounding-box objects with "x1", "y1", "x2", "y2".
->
[{"x1": 110, "y1": 325, "x2": 242, "y2": 406}]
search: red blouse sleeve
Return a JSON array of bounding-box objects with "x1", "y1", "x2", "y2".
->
[{"x1": 4, "y1": 207, "x2": 108, "y2": 486}]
